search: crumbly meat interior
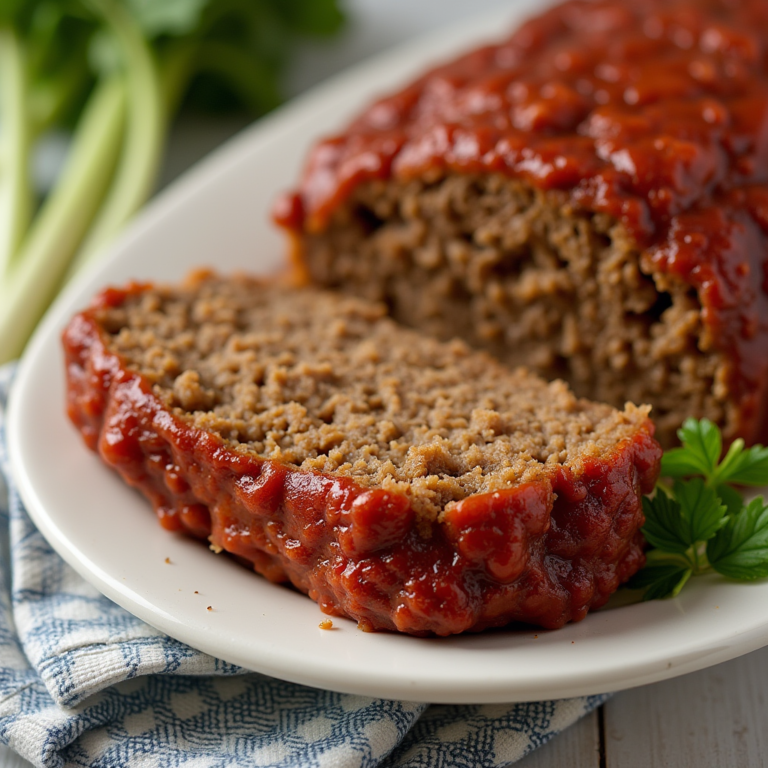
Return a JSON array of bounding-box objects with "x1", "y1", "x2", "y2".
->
[
  {"x1": 301, "y1": 174, "x2": 729, "y2": 447},
  {"x1": 98, "y1": 276, "x2": 650, "y2": 521}
]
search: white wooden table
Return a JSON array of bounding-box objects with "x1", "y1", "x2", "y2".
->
[
  {"x1": 3, "y1": 2, "x2": 768, "y2": 765},
  {"x1": 518, "y1": 647, "x2": 768, "y2": 767}
]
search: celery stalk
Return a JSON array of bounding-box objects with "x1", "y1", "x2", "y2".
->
[
  {"x1": 0, "y1": 0, "x2": 345, "y2": 360},
  {"x1": 0, "y1": 26, "x2": 32, "y2": 279},
  {"x1": 0, "y1": 77, "x2": 125, "y2": 364},
  {"x1": 67, "y1": 0, "x2": 164, "y2": 276}
]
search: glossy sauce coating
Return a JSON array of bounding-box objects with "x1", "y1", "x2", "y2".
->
[
  {"x1": 276, "y1": 0, "x2": 768, "y2": 445},
  {"x1": 63, "y1": 285, "x2": 661, "y2": 634}
]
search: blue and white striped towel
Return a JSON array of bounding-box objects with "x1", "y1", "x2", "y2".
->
[{"x1": 0, "y1": 363, "x2": 607, "y2": 768}]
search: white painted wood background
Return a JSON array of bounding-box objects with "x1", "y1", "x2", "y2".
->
[
  {"x1": 520, "y1": 646, "x2": 768, "y2": 767},
  {"x1": 3, "y1": 1, "x2": 768, "y2": 765}
]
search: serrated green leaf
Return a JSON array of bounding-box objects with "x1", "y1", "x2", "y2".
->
[
  {"x1": 630, "y1": 417, "x2": 768, "y2": 600},
  {"x1": 641, "y1": 490, "x2": 690, "y2": 553},
  {"x1": 707, "y1": 497, "x2": 768, "y2": 580},
  {"x1": 713, "y1": 441, "x2": 768, "y2": 487},
  {"x1": 714, "y1": 483, "x2": 744, "y2": 517},
  {"x1": 661, "y1": 447, "x2": 710, "y2": 479},
  {"x1": 673, "y1": 478, "x2": 728, "y2": 544},
  {"x1": 712, "y1": 438, "x2": 746, "y2": 484},
  {"x1": 663, "y1": 418, "x2": 721, "y2": 480},
  {"x1": 626, "y1": 564, "x2": 692, "y2": 600}
]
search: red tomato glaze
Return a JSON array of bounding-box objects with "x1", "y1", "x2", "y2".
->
[
  {"x1": 63, "y1": 285, "x2": 661, "y2": 635},
  {"x1": 276, "y1": 0, "x2": 768, "y2": 445}
]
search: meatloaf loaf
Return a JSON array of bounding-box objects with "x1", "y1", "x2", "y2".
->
[
  {"x1": 275, "y1": 0, "x2": 768, "y2": 449},
  {"x1": 63, "y1": 272, "x2": 660, "y2": 635}
]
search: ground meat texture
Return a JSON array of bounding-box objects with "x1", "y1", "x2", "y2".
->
[
  {"x1": 275, "y1": 0, "x2": 768, "y2": 449},
  {"x1": 63, "y1": 273, "x2": 661, "y2": 635}
]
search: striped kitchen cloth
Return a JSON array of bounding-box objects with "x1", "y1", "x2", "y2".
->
[{"x1": 0, "y1": 363, "x2": 607, "y2": 768}]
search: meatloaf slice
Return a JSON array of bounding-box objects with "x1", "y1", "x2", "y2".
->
[
  {"x1": 63, "y1": 272, "x2": 660, "y2": 635},
  {"x1": 275, "y1": 0, "x2": 768, "y2": 449}
]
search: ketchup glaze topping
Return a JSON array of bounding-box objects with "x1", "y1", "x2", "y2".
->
[{"x1": 276, "y1": 0, "x2": 768, "y2": 444}]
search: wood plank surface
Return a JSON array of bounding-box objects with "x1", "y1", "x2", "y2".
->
[
  {"x1": 516, "y1": 709, "x2": 601, "y2": 768},
  {"x1": 604, "y1": 645, "x2": 768, "y2": 768}
]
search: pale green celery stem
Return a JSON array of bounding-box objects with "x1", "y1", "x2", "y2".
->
[
  {"x1": 0, "y1": 26, "x2": 32, "y2": 278},
  {"x1": 0, "y1": 78, "x2": 125, "y2": 364},
  {"x1": 67, "y1": 0, "x2": 165, "y2": 277}
]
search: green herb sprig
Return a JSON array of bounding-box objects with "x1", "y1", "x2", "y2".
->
[{"x1": 629, "y1": 418, "x2": 768, "y2": 600}]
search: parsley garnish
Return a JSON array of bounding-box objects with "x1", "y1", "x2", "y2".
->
[{"x1": 629, "y1": 418, "x2": 768, "y2": 600}]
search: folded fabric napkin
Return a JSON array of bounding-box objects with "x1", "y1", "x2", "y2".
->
[{"x1": 0, "y1": 363, "x2": 608, "y2": 768}]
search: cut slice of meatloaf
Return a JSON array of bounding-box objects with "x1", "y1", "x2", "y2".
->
[
  {"x1": 63, "y1": 272, "x2": 661, "y2": 635},
  {"x1": 275, "y1": 0, "x2": 768, "y2": 449}
]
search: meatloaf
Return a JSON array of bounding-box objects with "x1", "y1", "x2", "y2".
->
[
  {"x1": 275, "y1": 0, "x2": 768, "y2": 449},
  {"x1": 63, "y1": 273, "x2": 661, "y2": 635}
]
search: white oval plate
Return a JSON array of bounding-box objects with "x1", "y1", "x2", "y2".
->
[{"x1": 8, "y1": 2, "x2": 768, "y2": 705}]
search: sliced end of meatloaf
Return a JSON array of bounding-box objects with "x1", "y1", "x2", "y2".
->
[
  {"x1": 63, "y1": 272, "x2": 661, "y2": 634},
  {"x1": 294, "y1": 175, "x2": 726, "y2": 449},
  {"x1": 276, "y1": 0, "x2": 768, "y2": 450}
]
